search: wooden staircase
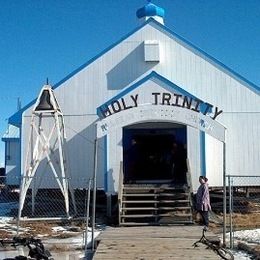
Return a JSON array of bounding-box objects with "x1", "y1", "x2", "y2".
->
[{"x1": 119, "y1": 184, "x2": 193, "y2": 226}]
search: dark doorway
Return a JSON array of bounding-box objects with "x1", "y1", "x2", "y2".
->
[{"x1": 123, "y1": 123, "x2": 187, "y2": 184}]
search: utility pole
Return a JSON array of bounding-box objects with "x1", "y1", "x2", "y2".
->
[{"x1": 17, "y1": 97, "x2": 21, "y2": 111}]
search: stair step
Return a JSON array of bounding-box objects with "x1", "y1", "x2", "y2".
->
[
  {"x1": 119, "y1": 222, "x2": 158, "y2": 226},
  {"x1": 121, "y1": 206, "x2": 191, "y2": 211},
  {"x1": 119, "y1": 220, "x2": 194, "y2": 226},
  {"x1": 159, "y1": 200, "x2": 190, "y2": 203},
  {"x1": 159, "y1": 213, "x2": 192, "y2": 217},
  {"x1": 123, "y1": 191, "x2": 189, "y2": 198},
  {"x1": 159, "y1": 193, "x2": 189, "y2": 196},
  {"x1": 122, "y1": 200, "x2": 158, "y2": 203},
  {"x1": 123, "y1": 193, "x2": 159, "y2": 197},
  {"x1": 122, "y1": 200, "x2": 189, "y2": 205},
  {"x1": 121, "y1": 207, "x2": 157, "y2": 210},
  {"x1": 122, "y1": 198, "x2": 189, "y2": 202},
  {"x1": 121, "y1": 213, "x2": 192, "y2": 218},
  {"x1": 121, "y1": 214, "x2": 158, "y2": 218},
  {"x1": 158, "y1": 206, "x2": 191, "y2": 210},
  {"x1": 123, "y1": 186, "x2": 187, "y2": 191}
]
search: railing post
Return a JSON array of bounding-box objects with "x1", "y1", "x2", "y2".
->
[
  {"x1": 186, "y1": 158, "x2": 193, "y2": 191},
  {"x1": 223, "y1": 142, "x2": 227, "y2": 246},
  {"x1": 91, "y1": 137, "x2": 98, "y2": 252},
  {"x1": 118, "y1": 161, "x2": 124, "y2": 226},
  {"x1": 228, "y1": 176, "x2": 233, "y2": 249},
  {"x1": 84, "y1": 178, "x2": 92, "y2": 258}
]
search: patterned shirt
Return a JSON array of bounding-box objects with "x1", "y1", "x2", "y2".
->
[{"x1": 196, "y1": 183, "x2": 211, "y2": 211}]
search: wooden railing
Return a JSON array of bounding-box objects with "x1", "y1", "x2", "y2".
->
[
  {"x1": 118, "y1": 161, "x2": 124, "y2": 225},
  {"x1": 186, "y1": 158, "x2": 192, "y2": 190},
  {"x1": 186, "y1": 158, "x2": 193, "y2": 208}
]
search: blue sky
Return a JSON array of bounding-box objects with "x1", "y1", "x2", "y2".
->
[{"x1": 0, "y1": 0, "x2": 259, "y2": 167}]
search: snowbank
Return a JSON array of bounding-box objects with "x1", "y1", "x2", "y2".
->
[{"x1": 233, "y1": 229, "x2": 260, "y2": 244}]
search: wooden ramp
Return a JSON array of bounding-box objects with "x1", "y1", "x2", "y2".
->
[{"x1": 94, "y1": 225, "x2": 222, "y2": 259}]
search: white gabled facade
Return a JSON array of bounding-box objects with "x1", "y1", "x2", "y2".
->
[{"x1": 3, "y1": 6, "x2": 260, "y2": 193}]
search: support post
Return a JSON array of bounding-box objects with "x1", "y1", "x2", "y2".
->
[
  {"x1": 91, "y1": 137, "x2": 98, "y2": 252},
  {"x1": 223, "y1": 142, "x2": 227, "y2": 247},
  {"x1": 54, "y1": 112, "x2": 69, "y2": 217},
  {"x1": 17, "y1": 176, "x2": 25, "y2": 236},
  {"x1": 228, "y1": 176, "x2": 233, "y2": 249},
  {"x1": 84, "y1": 178, "x2": 92, "y2": 258},
  {"x1": 32, "y1": 180, "x2": 36, "y2": 216},
  {"x1": 106, "y1": 194, "x2": 112, "y2": 218}
]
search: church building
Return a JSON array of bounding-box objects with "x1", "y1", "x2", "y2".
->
[{"x1": 2, "y1": 1, "x2": 260, "y2": 223}]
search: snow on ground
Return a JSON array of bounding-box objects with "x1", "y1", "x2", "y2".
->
[
  {"x1": 0, "y1": 216, "x2": 14, "y2": 224},
  {"x1": 48, "y1": 225, "x2": 102, "y2": 247},
  {"x1": 0, "y1": 216, "x2": 30, "y2": 235},
  {"x1": 233, "y1": 229, "x2": 260, "y2": 244},
  {"x1": 224, "y1": 229, "x2": 260, "y2": 259},
  {"x1": 0, "y1": 213, "x2": 103, "y2": 259},
  {"x1": 232, "y1": 250, "x2": 254, "y2": 260},
  {"x1": 0, "y1": 247, "x2": 85, "y2": 260},
  {"x1": 0, "y1": 224, "x2": 102, "y2": 260}
]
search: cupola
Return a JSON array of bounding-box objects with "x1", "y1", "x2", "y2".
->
[{"x1": 136, "y1": 0, "x2": 165, "y2": 25}]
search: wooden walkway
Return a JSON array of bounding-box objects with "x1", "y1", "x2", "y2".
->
[{"x1": 93, "y1": 225, "x2": 222, "y2": 259}]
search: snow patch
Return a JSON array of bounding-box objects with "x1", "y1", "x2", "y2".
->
[{"x1": 233, "y1": 229, "x2": 260, "y2": 244}]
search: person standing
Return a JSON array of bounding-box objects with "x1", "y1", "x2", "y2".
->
[
  {"x1": 125, "y1": 138, "x2": 141, "y2": 182},
  {"x1": 196, "y1": 176, "x2": 211, "y2": 230}
]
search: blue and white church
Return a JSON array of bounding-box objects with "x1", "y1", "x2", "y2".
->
[{"x1": 2, "y1": 1, "x2": 260, "y2": 222}]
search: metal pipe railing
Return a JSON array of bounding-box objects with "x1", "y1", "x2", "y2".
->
[
  {"x1": 91, "y1": 138, "x2": 98, "y2": 252},
  {"x1": 84, "y1": 178, "x2": 92, "y2": 258},
  {"x1": 228, "y1": 176, "x2": 234, "y2": 249},
  {"x1": 223, "y1": 142, "x2": 227, "y2": 247}
]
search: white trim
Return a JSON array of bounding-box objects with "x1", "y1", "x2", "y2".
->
[{"x1": 97, "y1": 104, "x2": 226, "y2": 142}]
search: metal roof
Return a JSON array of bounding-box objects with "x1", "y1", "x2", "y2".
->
[{"x1": 2, "y1": 124, "x2": 20, "y2": 141}]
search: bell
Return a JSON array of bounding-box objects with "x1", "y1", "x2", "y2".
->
[{"x1": 35, "y1": 90, "x2": 54, "y2": 111}]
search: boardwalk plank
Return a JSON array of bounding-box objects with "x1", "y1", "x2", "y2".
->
[{"x1": 94, "y1": 226, "x2": 222, "y2": 259}]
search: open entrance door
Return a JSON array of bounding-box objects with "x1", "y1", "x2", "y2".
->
[{"x1": 123, "y1": 122, "x2": 187, "y2": 184}]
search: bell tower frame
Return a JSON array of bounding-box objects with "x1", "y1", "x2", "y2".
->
[{"x1": 18, "y1": 84, "x2": 75, "y2": 220}]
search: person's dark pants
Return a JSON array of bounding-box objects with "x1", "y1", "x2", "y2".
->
[{"x1": 199, "y1": 210, "x2": 209, "y2": 227}]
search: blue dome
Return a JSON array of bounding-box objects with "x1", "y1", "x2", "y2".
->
[{"x1": 136, "y1": 2, "x2": 165, "y2": 19}]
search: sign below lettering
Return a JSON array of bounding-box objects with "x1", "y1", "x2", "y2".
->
[{"x1": 97, "y1": 104, "x2": 226, "y2": 142}]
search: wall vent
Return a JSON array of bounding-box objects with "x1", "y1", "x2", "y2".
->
[{"x1": 144, "y1": 40, "x2": 160, "y2": 62}]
